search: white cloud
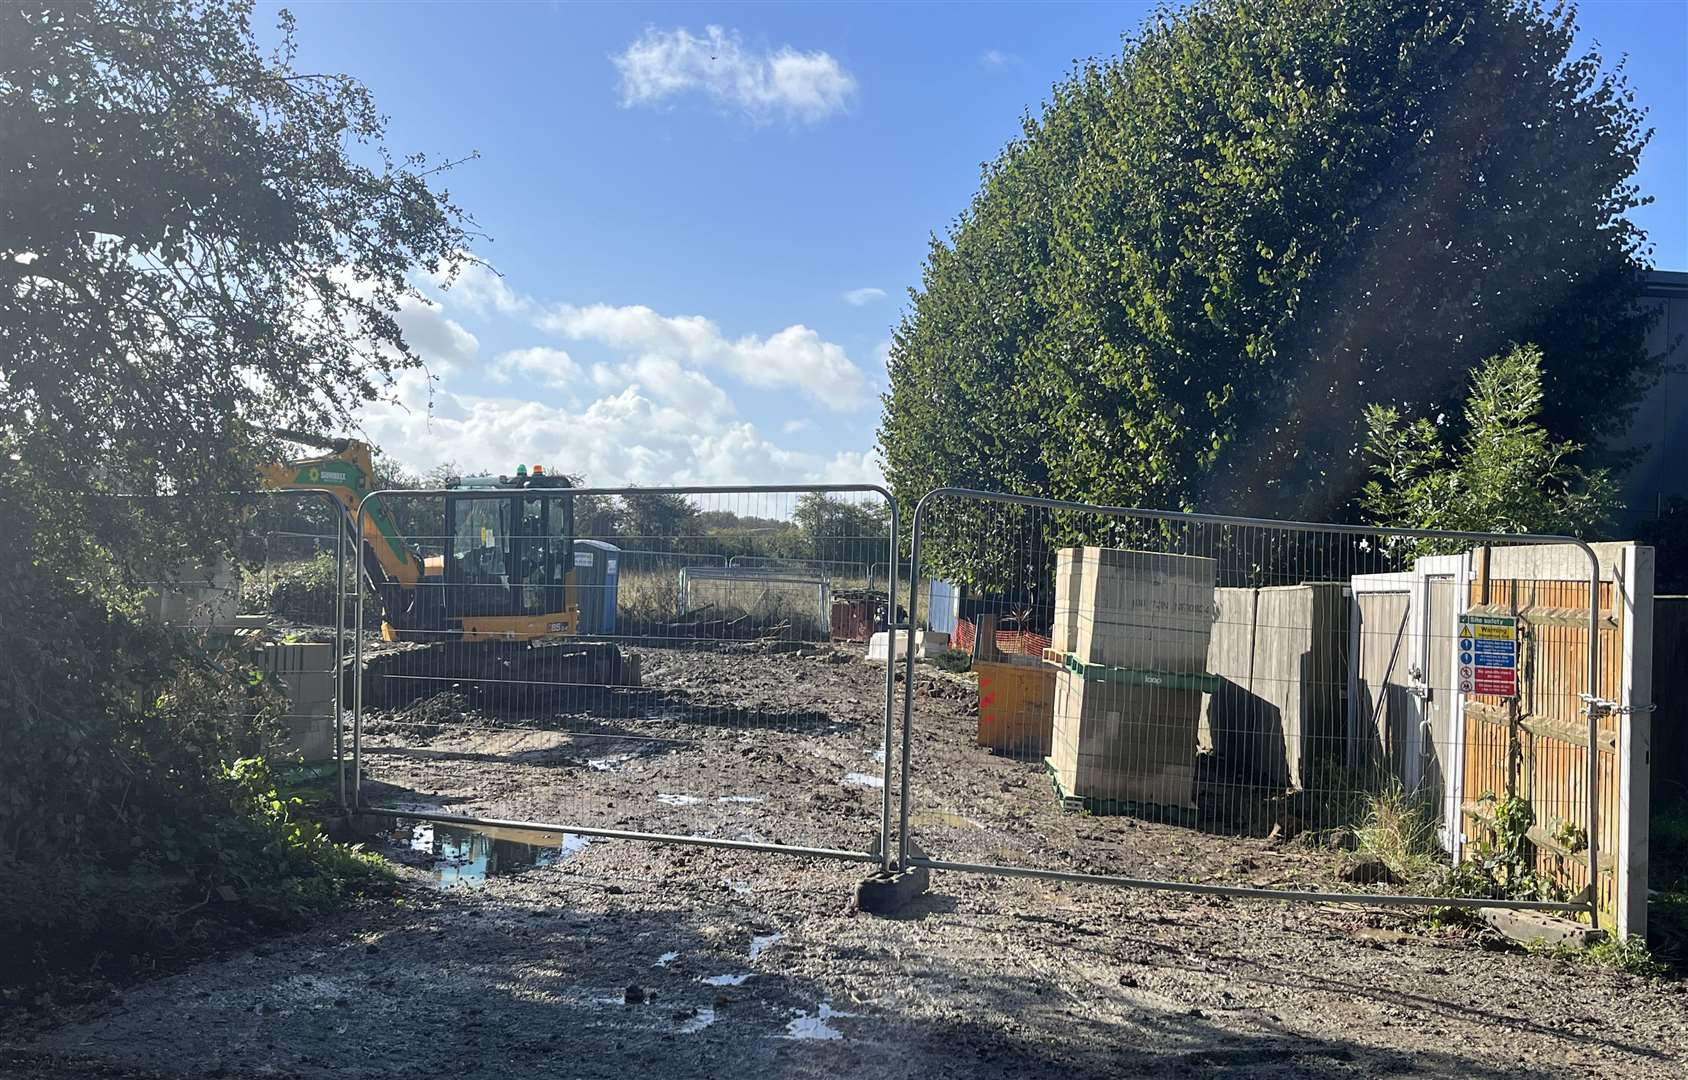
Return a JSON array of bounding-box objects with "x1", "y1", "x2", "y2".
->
[
  {"x1": 448, "y1": 262, "x2": 531, "y2": 317},
  {"x1": 538, "y1": 302, "x2": 868, "y2": 409},
  {"x1": 619, "y1": 354, "x2": 735, "y2": 417},
  {"x1": 815, "y1": 448, "x2": 885, "y2": 487},
  {"x1": 843, "y1": 286, "x2": 886, "y2": 306},
  {"x1": 392, "y1": 295, "x2": 478, "y2": 376},
  {"x1": 355, "y1": 257, "x2": 881, "y2": 492},
  {"x1": 980, "y1": 49, "x2": 1017, "y2": 69},
  {"x1": 613, "y1": 25, "x2": 857, "y2": 124},
  {"x1": 491, "y1": 346, "x2": 579, "y2": 388},
  {"x1": 360, "y1": 375, "x2": 876, "y2": 490}
]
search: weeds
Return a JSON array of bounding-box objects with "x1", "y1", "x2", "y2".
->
[
  {"x1": 1527, "y1": 934, "x2": 1666, "y2": 977},
  {"x1": 1350, "y1": 783, "x2": 1443, "y2": 886},
  {"x1": 243, "y1": 553, "x2": 377, "y2": 627},
  {"x1": 930, "y1": 649, "x2": 974, "y2": 674},
  {"x1": 1584, "y1": 935, "x2": 1667, "y2": 977},
  {"x1": 1442, "y1": 792, "x2": 1561, "y2": 902},
  {"x1": 1550, "y1": 817, "x2": 1589, "y2": 855}
]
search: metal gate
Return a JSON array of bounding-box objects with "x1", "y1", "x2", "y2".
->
[
  {"x1": 897, "y1": 488, "x2": 1604, "y2": 922},
  {"x1": 344, "y1": 484, "x2": 903, "y2": 871}
]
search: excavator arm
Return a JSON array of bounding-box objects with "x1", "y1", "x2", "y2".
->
[{"x1": 257, "y1": 435, "x2": 428, "y2": 589}]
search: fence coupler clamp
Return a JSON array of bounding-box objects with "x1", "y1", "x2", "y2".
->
[{"x1": 1577, "y1": 692, "x2": 1653, "y2": 719}]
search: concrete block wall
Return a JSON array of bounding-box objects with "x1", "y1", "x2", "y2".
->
[
  {"x1": 1049, "y1": 547, "x2": 1217, "y2": 808},
  {"x1": 141, "y1": 558, "x2": 242, "y2": 630},
  {"x1": 256, "y1": 642, "x2": 337, "y2": 761}
]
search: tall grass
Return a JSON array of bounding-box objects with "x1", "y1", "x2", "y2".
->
[{"x1": 1352, "y1": 783, "x2": 1444, "y2": 885}]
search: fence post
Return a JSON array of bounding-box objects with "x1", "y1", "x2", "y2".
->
[
  {"x1": 334, "y1": 502, "x2": 347, "y2": 811},
  {"x1": 1585, "y1": 546, "x2": 1601, "y2": 930},
  {"x1": 353, "y1": 494, "x2": 369, "y2": 810},
  {"x1": 879, "y1": 499, "x2": 900, "y2": 871}
]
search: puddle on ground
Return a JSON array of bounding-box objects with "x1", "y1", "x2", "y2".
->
[
  {"x1": 784, "y1": 1003, "x2": 857, "y2": 1041},
  {"x1": 842, "y1": 772, "x2": 884, "y2": 789},
  {"x1": 701, "y1": 973, "x2": 751, "y2": 986},
  {"x1": 587, "y1": 756, "x2": 629, "y2": 772},
  {"x1": 657, "y1": 793, "x2": 702, "y2": 806},
  {"x1": 717, "y1": 795, "x2": 764, "y2": 804},
  {"x1": 748, "y1": 933, "x2": 783, "y2": 961},
  {"x1": 393, "y1": 821, "x2": 589, "y2": 890},
  {"x1": 872, "y1": 748, "x2": 887, "y2": 764},
  {"x1": 726, "y1": 880, "x2": 753, "y2": 896},
  {"x1": 677, "y1": 1007, "x2": 717, "y2": 1034},
  {"x1": 654, "y1": 951, "x2": 680, "y2": 968}
]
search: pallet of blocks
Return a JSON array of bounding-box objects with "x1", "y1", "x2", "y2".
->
[{"x1": 1045, "y1": 547, "x2": 1218, "y2": 812}]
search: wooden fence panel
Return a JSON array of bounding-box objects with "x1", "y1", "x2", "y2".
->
[{"x1": 1462, "y1": 572, "x2": 1621, "y2": 924}]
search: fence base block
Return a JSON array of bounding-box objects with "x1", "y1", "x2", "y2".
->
[
  {"x1": 1480, "y1": 907, "x2": 1606, "y2": 948},
  {"x1": 854, "y1": 864, "x2": 931, "y2": 915}
]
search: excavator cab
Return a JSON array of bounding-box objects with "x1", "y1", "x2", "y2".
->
[{"x1": 444, "y1": 475, "x2": 575, "y2": 624}]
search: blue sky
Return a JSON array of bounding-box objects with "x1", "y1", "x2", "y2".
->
[{"x1": 265, "y1": 1, "x2": 1688, "y2": 486}]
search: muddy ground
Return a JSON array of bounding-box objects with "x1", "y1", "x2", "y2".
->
[{"x1": 6, "y1": 643, "x2": 1688, "y2": 1078}]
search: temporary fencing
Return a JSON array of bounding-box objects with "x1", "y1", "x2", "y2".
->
[
  {"x1": 897, "y1": 488, "x2": 1606, "y2": 923},
  {"x1": 179, "y1": 478, "x2": 1642, "y2": 930},
  {"x1": 349, "y1": 485, "x2": 902, "y2": 868}
]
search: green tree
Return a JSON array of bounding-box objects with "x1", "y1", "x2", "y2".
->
[
  {"x1": 1359, "y1": 343, "x2": 1620, "y2": 550},
  {"x1": 0, "y1": 0, "x2": 467, "y2": 990},
  {"x1": 615, "y1": 491, "x2": 701, "y2": 552},
  {"x1": 881, "y1": 0, "x2": 1655, "y2": 584},
  {"x1": 1, "y1": 0, "x2": 475, "y2": 579},
  {"x1": 792, "y1": 493, "x2": 892, "y2": 573}
]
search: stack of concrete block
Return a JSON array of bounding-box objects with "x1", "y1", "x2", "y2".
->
[
  {"x1": 141, "y1": 557, "x2": 242, "y2": 631},
  {"x1": 257, "y1": 642, "x2": 337, "y2": 761},
  {"x1": 1048, "y1": 548, "x2": 1218, "y2": 809}
]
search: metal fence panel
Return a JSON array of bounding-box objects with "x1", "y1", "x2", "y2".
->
[
  {"x1": 138, "y1": 489, "x2": 354, "y2": 806},
  {"x1": 899, "y1": 488, "x2": 1603, "y2": 922},
  {"x1": 351, "y1": 485, "x2": 901, "y2": 868}
]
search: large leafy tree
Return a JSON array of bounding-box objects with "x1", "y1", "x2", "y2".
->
[
  {"x1": 791, "y1": 492, "x2": 892, "y2": 572},
  {"x1": 880, "y1": 0, "x2": 1655, "y2": 586},
  {"x1": 1, "y1": 0, "x2": 475, "y2": 579},
  {"x1": 0, "y1": 0, "x2": 471, "y2": 887}
]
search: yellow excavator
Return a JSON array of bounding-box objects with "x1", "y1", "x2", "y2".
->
[{"x1": 260, "y1": 432, "x2": 636, "y2": 706}]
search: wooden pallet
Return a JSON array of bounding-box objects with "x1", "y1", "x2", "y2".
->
[
  {"x1": 1042, "y1": 757, "x2": 1199, "y2": 824},
  {"x1": 1038, "y1": 649, "x2": 1221, "y2": 693}
]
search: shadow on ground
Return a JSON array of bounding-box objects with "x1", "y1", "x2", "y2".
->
[{"x1": 1, "y1": 874, "x2": 1620, "y2": 1080}]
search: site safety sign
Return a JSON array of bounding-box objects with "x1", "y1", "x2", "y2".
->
[{"x1": 1458, "y1": 613, "x2": 1518, "y2": 698}]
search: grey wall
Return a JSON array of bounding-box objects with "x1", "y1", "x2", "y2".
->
[{"x1": 1616, "y1": 269, "x2": 1688, "y2": 531}]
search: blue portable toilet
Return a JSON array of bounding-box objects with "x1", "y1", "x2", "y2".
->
[{"x1": 571, "y1": 540, "x2": 621, "y2": 634}]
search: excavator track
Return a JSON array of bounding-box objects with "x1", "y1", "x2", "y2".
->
[{"x1": 353, "y1": 638, "x2": 641, "y2": 712}]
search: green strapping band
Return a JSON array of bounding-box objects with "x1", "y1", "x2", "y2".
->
[{"x1": 1060, "y1": 652, "x2": 1221, "y2": 694}]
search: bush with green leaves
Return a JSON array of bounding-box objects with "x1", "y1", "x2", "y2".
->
[
  {"x1": 0, "y1": 575, "x2": 393, "y2": 1002},
  {"x1": 1360, "y1": 342, "x2": 1621, "y2": 551}
]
